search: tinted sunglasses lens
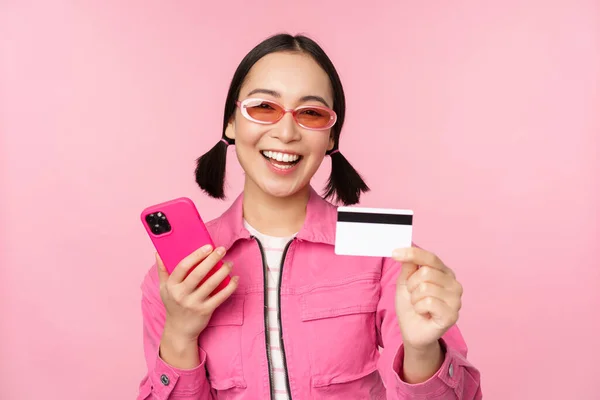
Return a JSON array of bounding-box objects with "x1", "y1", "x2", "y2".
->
[
  {"x1": 245, "y1": 100, "x2": 283, "y2": 122},
  {"x1": 296, "y1": 107, "x2": 334, "y2": 129}
]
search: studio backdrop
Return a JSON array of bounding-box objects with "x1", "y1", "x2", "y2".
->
[{"x1": 1, "y1": 1, "x2": 598, "y2": 399}]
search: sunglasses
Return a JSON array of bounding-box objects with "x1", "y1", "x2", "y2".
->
[{"x1": 236, "y1": 98, "x2": 337, "y2": 130}]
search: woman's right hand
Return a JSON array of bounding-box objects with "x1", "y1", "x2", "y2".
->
[{"x1": 157, "y1": 244, "x2": 239, "y2": 368}]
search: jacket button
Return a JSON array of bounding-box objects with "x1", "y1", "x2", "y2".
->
[
  {"x1": 160, "y1": 374, "x2": 170, "y2": 386},
  {"x1": 448, "y1": 363, "x2": 454, "y2": 378}
]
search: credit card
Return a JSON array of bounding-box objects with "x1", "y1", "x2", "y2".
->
[{"x1": 334, "y1": 206, "x2": 413, "y2": 257}]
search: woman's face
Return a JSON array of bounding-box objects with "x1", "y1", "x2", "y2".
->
[{"x1": 226, "y1": 51, "x2": 335, "y2": 199}]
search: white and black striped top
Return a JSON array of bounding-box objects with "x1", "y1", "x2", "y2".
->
[{"x1": 244, "y1": 221, "x2": 295, "y2": 400}]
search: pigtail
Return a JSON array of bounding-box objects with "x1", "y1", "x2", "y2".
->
[
  {"x1": 323, "y1": 149, "x2": 370, "y2": 206},
  {"x1": 194, "y1": 137, "x2": 234, "y2": 199}
]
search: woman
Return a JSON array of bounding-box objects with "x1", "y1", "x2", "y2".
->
[{"x1": 137, "y1": 33, "x2": 482, "y2": 399}]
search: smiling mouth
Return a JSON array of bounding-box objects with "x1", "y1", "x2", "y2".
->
[{"x1": 261, "y1": 150, "x2": 303, "y2": 169}]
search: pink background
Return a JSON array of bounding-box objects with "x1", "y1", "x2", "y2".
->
[{"x1": 1, "y1": 1, "x2": 598, "y2": 399}]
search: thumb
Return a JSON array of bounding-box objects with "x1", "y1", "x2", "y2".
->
[
  {"x1": 397, "y1": 260, "x2": 418, "y2": 286},
  {"x1": 156, "y1": 252, "x2": 169, "y2": 283}
]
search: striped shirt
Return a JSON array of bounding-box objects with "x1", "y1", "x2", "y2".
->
[{"x1": 244, "y1": 220, "x2": 295, "y2": 400}]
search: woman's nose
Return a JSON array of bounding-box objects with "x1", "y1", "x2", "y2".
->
[{"x1": 272, "y1": 112, "x2": 301, "y2": 143}]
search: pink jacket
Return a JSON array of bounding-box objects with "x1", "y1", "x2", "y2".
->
[{"x1": 137, "y1": 188, "x2": 482, "y2": 399}]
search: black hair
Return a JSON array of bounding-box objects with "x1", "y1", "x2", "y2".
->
[{"x1": 194, "y1": 33, "x2": 369, "y2": 205}]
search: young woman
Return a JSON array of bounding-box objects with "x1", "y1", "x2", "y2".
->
[{"x1": 137, "y1": 33, "x2": 482, "y2": 400}]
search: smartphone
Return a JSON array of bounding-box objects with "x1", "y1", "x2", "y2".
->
[{"x1": 140, "y1": 197, "x2": 231, "y2": 295}]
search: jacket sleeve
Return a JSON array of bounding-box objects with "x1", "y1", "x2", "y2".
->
[
  {"x1": 137, "y1": 264, "x2": 215, "y2": 400},
  {"x1": 376, "y1": 256, "x2": 482, "y2": 399}
]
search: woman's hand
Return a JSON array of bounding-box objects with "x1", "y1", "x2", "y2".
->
[
  {"x1": 157, "y1": 245, "x2": 239, "y2": 368},
  {"x1": 392, "y1": 246, "x2": 463, "y2": 352}
]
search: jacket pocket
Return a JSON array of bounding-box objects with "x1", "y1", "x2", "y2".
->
[
  {"x1": 199, "y1": 294, "x2": 247, "y2": 391},
  {"x1": 300, "y1": 276, "x2": 380, "y2": 388}
]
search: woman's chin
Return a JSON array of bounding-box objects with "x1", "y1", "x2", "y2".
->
[{"x1": 260, "y1": 180, "x2": 308, "y2": 200}]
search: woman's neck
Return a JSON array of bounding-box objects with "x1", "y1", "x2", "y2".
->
[{"x1": 242, "y1": 179, "x2": 310, "y2": 237}]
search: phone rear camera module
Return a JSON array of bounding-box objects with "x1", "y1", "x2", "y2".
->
[{"x1": 146, "y1": 211, "x2": 172, "y2": 235}]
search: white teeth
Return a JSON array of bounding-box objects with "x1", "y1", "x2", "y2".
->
[
  {"x1": 276, "y1": 163, "x2": 294, "y2": 169},
  {"x1": 262, "y1": 151, "x2": 300, "y2": 163}
]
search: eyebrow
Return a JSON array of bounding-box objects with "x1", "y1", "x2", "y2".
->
[{"x1": 246, "y1": 88, "x2": 332, "y2": 108}]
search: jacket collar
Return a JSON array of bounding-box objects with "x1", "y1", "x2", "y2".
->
[{"x1": 214, "y1": 186, "x2": 337, "y2": 249}]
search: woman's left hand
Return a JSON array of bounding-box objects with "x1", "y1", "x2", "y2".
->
[{"x1": 392, "y1": 247, "x2": 463, "y2": 351}]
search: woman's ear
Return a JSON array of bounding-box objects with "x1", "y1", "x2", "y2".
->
[
  {"x1": 327, "y1": 135, "x2": 335, "y2": 151},
  {"x1": 225, "y1": 118, "x2": 236, "y2": 140}
]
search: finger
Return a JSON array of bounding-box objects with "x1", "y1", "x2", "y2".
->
[
  {"x1": 397, "y1": 260, "x2": 419, "y2": 286},
  {"x1": 169, "y1": 244, "x2": 214, "y2": 283},
  {"x1": 392, "y1": 247, "x2": 454, "y2": 278},
  {"x1": 190, "y1": 260, "x2": 234, "y2": 301},
  {"x1": 413, "y1": 296, "x2": 458, "y2": 329},
  {"x1": 406, "y1": 267, "x2": 455, "y2": 293},
  {"x1": 182, "y1": 247, "x2": 227, "y2": 292},
  {"x1": 410, "y1": 282, "x2": 462, "y2": 311},
  {"x1": 203, "y1": 275, "x2": 240, "y2": 311},
  {"x1": 156, "y1": 253, "x2": 169, "y2": 284}
]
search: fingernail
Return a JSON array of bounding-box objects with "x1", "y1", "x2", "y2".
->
[
  {"x1": 233, "y1": 276, "x2": 240, "y2": 283},
  {"x1": 216, "y1": 246, "x2": 226, "y2": 255},
  {"x1": 201, "y1": 244, "x2": 213, "y2": 252}
]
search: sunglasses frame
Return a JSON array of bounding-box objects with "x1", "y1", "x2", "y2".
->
[{"x1": 236, "y1": 98, "x2": 337, "y2": 131}]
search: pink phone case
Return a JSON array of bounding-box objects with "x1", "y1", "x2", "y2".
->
[{"x1": 140, "y1": 197, "x2": 231, "y2": 295}]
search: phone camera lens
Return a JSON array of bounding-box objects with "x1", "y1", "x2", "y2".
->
[{"x1": 147, "y1": 211, "x2": 171, "y2": 235}]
